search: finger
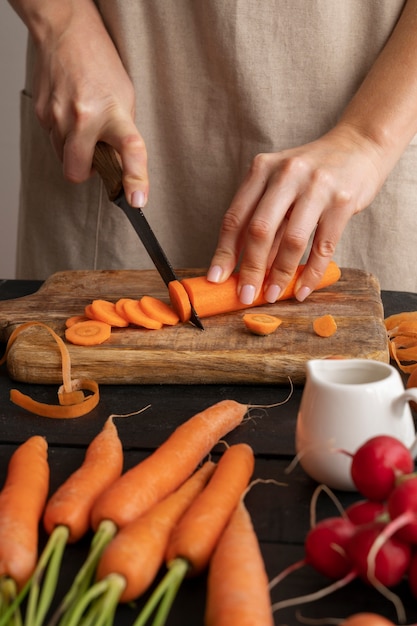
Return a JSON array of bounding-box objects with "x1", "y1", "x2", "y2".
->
[
  {"x1": 292, "y1": 197, "x2": 352, "y2": 301},
  {"x1": 207, "y1": 154, "x2": 271, "y2": 284}
]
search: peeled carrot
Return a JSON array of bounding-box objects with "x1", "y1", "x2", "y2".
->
[
  {"x1": 178, "y1": 261, "x2": 341, "y2": 319},
  {"x1": 384, "y1": 311, "x2": 417, "y2": 373},
  {"x1": 205, "y1": 500, "x2": 274, "y2": 626},
  {"x1": 90, "y1": 399, "x2": 248, "y2": 531},
  {"x1": 65, "y1": 320, "x2": 112, "y2": 346},
  {"x1": 168, "y1": 280, "x2": 192, "y2": 322},
  {"x1": 312, "y1": 313, "x2": 337, "y2": 338},
  {"x1": 0, "y1": 436, "x2": 49, "y2": 590},
  {"x1": 243, "y1": 313, "x2": 282, "y2": 336},
  {"x1": 44, "y1": 416, "x2": 123, "y2": 543},
  {"x1": 139, "y1": 295, "x2": 180, "y2": 326},
  {"x1": 0, "y1": 322, "x2": 100, "y2": 418},
  {"x1": 95, "y1": 461, "x2": 216, "y2": 604},
  {"x1": 122, "y1": 299, "x2": 163, "y2": 329},
  {"x1": 134, "y1": 443, "x2": 255, "y2": 626},
  {"x1": 90, "y1": 299, "x2": 129, "y2": 328}
]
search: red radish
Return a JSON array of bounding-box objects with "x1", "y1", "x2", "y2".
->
[
  {"x1": 346, "y1": 521, "x2": 411, "y2": 588},
  {"x1": 386, "y1": 475, "x2": 417, "y2": 544},
  {"x1": 350, "y1": 436, "x2": 414, "y2": 501},
  {"x1": 345, "y1": 500, "x2": 387, "y2": 526},
  {"x1": 304, "y1": 517, "x2": 355, "y2": 579}
]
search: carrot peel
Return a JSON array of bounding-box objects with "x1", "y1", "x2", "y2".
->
[{"x1": 1, "y1": 322, "x2": 100, "y2": 418}]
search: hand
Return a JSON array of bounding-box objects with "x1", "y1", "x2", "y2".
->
[
  {"x1": 207, "y1": 124, "x2": 386, "y2": 303},
  {"x1": 31, "y1": 2, "x2": 148, "y2": 207}
]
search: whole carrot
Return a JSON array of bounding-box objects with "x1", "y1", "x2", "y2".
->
[
  {"x1": 90, "y1": 399, "x2": 248, "y2": 530},
  {"x1": 44, "y1": 415, "x2": 123, "y2": 543},
  {"x1": 205, "y1": 499, "x2": 274, "y2": 626},
  {"x1": 0, "y1": 436, "x2": 49, "y2": 590},
  {"x1": 133, "y1": 443, "x2": 255, "y2": 626}
]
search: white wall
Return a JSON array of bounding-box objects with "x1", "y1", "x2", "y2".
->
[{"x1": 0, "y1": 5, "x2": 26, "y2": 278}]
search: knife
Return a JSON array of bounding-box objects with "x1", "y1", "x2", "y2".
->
[{"x1": 93, "y1": 142, "x2": 204, "y2": 330}]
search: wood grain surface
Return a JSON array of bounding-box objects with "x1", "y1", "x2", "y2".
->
[{"x1": 0, "y1": 267, "x2": 389, "y2": 384}]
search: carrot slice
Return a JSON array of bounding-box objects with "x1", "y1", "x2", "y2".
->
[
  {"x1": 114, "y1": 298, "x2": 132, "y2": 322},
  {"x1": 243, "y1": 313, "x2": 282, "y2": 335},
  {"x1": 168, "y1": 280, "x2": 192, "y2": 322},
  {"x1": 65, "y1": 320, "x2": 112, "y2": 346},
  {"x1": 65, "y1": 315, "x2": 89, "y2": 328},
  {"x1": 140, "y1": 295, "x2": 180, "y2": 326},
  {"x1": 313, "y1": 314, "x2": 337, "y2": 337},
  {"x1": 90, "y1": 299, "x2": 129, "y2": 328},
  {"x1": 84, "y1": 304, "x2": 95, "y2": 319},
  {"x1": 181, "y1": 261, "x2": 341, "y2": 319},
  {"x1": 122, "y1": 299, "x2": 163, "y2": 329}
]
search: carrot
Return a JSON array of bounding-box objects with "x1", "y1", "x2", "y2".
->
[
  {"x1": 168, "y1": 280, "x2": 192, "y2": 322},
  {"x1": 313, "y1": 313, "x2": 338, "y2": 338},
  {"x1": 21, "y1": 417, "x2": 124, "y2": 626},
  {"x1": 133, "y1": 443, "x2": 255, "y2": 626},
  {"x1": 0, "y1": 322, "x2": 100, "y2": 418},
  {"x1": 179, "y1": 261, "x2": 341, "y2": 319},
  {"x1": 44, "y1": 416, "x2": 124, "y2": 543},
  {"x1": 90, "y1": 299, "x2": 129, "y2": 328},
  {"x1": 84, "y1": 304, "x2": 95, "y2": 319},
  {"x1": 243, "y1": 313, "x2": 282, "y2": 336},
  {"x1": 139, "y1": 295, "x2": 180, "y2": 326},
  {"x1": 0, "y1": 436, "x2": 49, "y2": 591},
  {"x1": 90, "y1": 399, "x2": 248, "y2": 532},
  {"x1": 205, "y1": 500, "x2": 274, "y2": 626},
  {"x1": 61, "y1": 462, "x2": 217, "y2": 626},
  {"x1": 114, "y1": 298, "x2": 132, "y2": 322},
  {"x1": 65, "y1": 320, "x2": 112, "y2": 346},
  {"x1": 384, "y1": 311, "x2": 417, "y2": 373},
  {"x1": 121, "y1": 298, "x2": 163, "y2": 329},
  {"x1": 65, "y1": 315, "x2": 89, "y2": 328}
]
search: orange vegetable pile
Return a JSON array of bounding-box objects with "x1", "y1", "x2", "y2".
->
[
  {"x1": 0, "y1": 400, "x2": 275, "y2": 626},
  {"x1": 385, "y1": 311, "x2": 417, "y2": 373}
]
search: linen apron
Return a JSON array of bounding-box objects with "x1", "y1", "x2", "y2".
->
[{"x1": 16, "y1": 0, "x2": 416, "y2": 291}]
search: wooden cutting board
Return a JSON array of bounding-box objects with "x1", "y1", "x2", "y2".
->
[{"x1": 0, "y1": 267, "x2": 389, "y2": 384}]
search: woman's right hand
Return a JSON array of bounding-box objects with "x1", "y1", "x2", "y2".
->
[{"x1": 22, "y1": 0, "x2": 149, "y2": 207}]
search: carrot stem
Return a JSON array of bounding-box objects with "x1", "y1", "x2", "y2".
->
[
  {"x1": 0, "y1": 578, "x2": 25, "y2": 626},
  {"x1": 132, "y1": 559, "x2": 189, "y2": 626},
  {"x1": 48, "y1": 520, "x2": 117, "y2": 626},
  {"x1": 24, "y1": 525, "x2": 70, "y2": 626}
]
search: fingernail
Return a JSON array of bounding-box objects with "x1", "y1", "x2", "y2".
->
[
  {"x1": 239, "y1": 284, "x2": 256, "y2": 305},
  {"x1": 207, "y1": 265, "x2": 223, "y2": 283},
  {"x1": 264, "y1": 284, "x2": 281, "y2": 303},
  {"x1": 296, "y1": 286, "x2": 311, "y2": 302},
  {"x1": 131, "y1": 190, "x2": 146, "y2": 208}
]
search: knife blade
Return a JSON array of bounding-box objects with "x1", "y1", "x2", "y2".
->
[{"x1": 93, "y1": 142, "x2": 204, "y2": 330}]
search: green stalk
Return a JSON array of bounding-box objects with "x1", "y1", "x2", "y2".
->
[
  {"x1": 0, "y1": 578, "x2": 27, "y2": 626},
  {"x1": 24, "y1": 525, "x2": 70, "y2": 626},
  {"x1": 47, "y1": 520, "x2": 117, "y2": 626},
  {"x1": 132, "y1": 559, "x2": 189, "y2": 626}
]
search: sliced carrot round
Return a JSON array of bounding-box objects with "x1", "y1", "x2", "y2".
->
[
  {"x1": 90, "y1": 299, "x2": 129, "y2": 328},
  {"x1": 114, "y1": 298, "x2": 132, "y2": 322},
  {"x1": 168, "y1": 280, "x2": 192, "y2": 322},
  {"x1": 313, "y1": 314, "x2": 337, "y2": 338},
  {"x1": 65, "y1": 320, "x2": 112, "y2": 346},
  {"x1": 65, "y1": 315, "x2": 90, "y2": 328},
  {"x1": 140, "y1": 295, "x2": 180, "y2": 326},
  {"x1": 243, "y1": 313, "x2": 282, "y2": 336},
  {"x1": 122, "y1": 299, "x2": 163, "y2": 329}
]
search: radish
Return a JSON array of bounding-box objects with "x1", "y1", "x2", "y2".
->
[
  {"x1": 350, "y1": 435, "x2": 414, "y2": 501},
  {"x1": 407, "y1": 550, "x2": 417, "y2": 598},
  {"x1": 304, "y1": 517, "x2": 356, "y2": 579},
  {"x1": 346, "y1": 521, "x2": 411, "y2": 588},
  {"x1": 345, "y1": 500, "x2": 387, "y2": 526},
  {"x1": 386, "y1": 475, "x2": 417, "y2": 544}
]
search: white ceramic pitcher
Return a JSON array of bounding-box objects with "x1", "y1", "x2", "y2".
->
[{"x1": 295, "y1": 359, "x2": 417, "y2": 491}]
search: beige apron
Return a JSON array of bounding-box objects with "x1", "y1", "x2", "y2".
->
[{"x1": 17, "y1": 0, "x2": 415, "y2": 291}]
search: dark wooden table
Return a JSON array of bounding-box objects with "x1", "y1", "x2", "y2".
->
[{"x1": 1, "y1": 279, "x2": 417, "y2": 625}]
